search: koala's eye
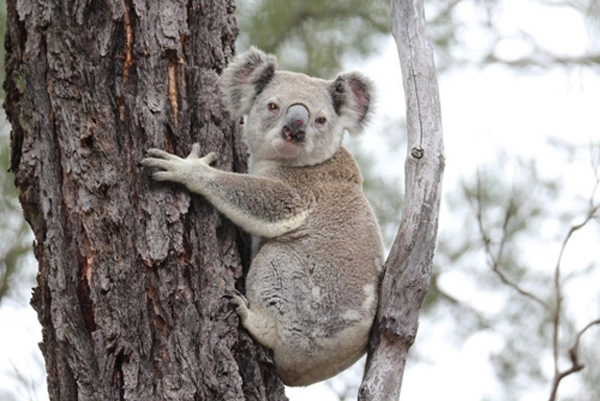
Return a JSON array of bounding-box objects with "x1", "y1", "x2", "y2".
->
[
  {"x1": 315, "y1": 117, "x2": 327, "y2": 124},
  {"x1": 267, "y1": 102, "x2": 279, "y2": 111}
]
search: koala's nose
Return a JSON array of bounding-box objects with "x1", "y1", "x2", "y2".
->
[{"x1": 282, "y1": 104, "x2": 309, "y2": 143}]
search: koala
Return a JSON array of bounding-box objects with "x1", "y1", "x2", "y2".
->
[{"x1": 141, "y1": 47, "x2": 384, "y2": 387}]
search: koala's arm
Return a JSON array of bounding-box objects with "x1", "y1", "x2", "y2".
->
[{"x1": 141, "y1": 145, "x2": 309, "y2": 238}]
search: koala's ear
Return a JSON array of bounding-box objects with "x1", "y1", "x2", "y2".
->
[
  {"x1": 329, "y1": 72, "x2": 374, "y2": 135},
  {"x1": 221, "y1": 47, "x2": 277, "y2": 118}
]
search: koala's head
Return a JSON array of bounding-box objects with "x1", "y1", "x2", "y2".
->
[{"x1": 221, "y1": 47, "x2": 374, "y2": 167}]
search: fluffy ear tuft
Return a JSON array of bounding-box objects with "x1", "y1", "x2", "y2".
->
[
  {"x1": 329, "y1": 72, "x2": 374, "y2": 135},
  {"x1": 221, "y1": 47, "x2": 277, "y2": 118}
]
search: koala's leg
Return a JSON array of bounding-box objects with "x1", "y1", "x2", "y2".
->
[{"x1": 229, "y1": 292, "x2": 279, "y2": 350}]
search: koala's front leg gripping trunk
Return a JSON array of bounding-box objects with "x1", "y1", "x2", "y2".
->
[{"x1": 141, "y1": 145, "x2": 310, "y2": 239}]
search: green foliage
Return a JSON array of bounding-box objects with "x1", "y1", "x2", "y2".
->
[
  {"x1": 434, "y1": 144, "x2": 600, "y2": 400},
  {"x1": 426, "y1": 0, "x2": 600, "y2": 70},
  {"x1": 0, "y1": 122, "x2": 33, "y2": 305},
  {"x1": 0, "y1": 1, "x2": 31, "y2": 304},
  {"x1": 236, "y1": 0, "x2": 390, "y2": 78}
]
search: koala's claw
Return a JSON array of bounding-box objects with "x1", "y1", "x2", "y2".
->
[
  {"x1": 185, "y1": 144, "x2": 217, "y2": 163},
  {"x1": 189, "y1": 143, "x2": 202, "y2": 158},
  {"x1": 141, "y1": 149, "x2": 182, "y2": 173},
  {"x1": 145, "y1": 148, "x2": 179, "y2": 161},
  {"x1": 141, "y1": 145, "x2": 218, "y2": 186},
  {"x1": 225, "y1": 290, "x2": 249, "y2": 320},
  {"x1": 151, "y1": 170, "x2": 176, "y2": 182},
  {"x1": 200, "y1": 151, "x2": 218, "y2": 165}
]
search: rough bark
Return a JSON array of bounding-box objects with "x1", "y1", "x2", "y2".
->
[
  {"x1": 3, "y1": 1, "x2": 287, "y2": 400},
  {"x1": 358, "y1": 0, "x2": 444, "y2": 399}
]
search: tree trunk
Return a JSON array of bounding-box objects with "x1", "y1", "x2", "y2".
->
[
  {"x1": 3, "y1": 1, "x2": 287, "y2": 400},
  {"x1": 358, "y1": 0, "x2": 444, "y2": 399}
]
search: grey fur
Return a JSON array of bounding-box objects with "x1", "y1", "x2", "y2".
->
[{"x1": 141, "y1": 48, "x2": 384, "y2": 387}]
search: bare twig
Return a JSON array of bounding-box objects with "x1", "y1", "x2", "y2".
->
[
  {"x1": 472, "y1": 161, "x2": 600, "y2": 401},
  {"x1": 548, "y1": 319, "x2": 600, "y2": 401},
  {"x1": 10, "y1": 359, "x2": 39, "y2": 401},
  {"x1": 471, "y1": 172, "x2": 551, "y2": 311},
  {"x1": 547, "y1": 161, "x2": 600, "y2": 398},
  {"x1": 552, "y1": 205, "x2": 599, "y2": 376}
]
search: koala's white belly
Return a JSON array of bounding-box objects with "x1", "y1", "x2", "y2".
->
[{"x1": 246, "y1": 240, "x2": 378, "y2": 386}]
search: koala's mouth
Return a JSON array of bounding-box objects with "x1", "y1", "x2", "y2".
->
[{"x1": 281, "y1": 126, "x2": 305, "y2": 144}]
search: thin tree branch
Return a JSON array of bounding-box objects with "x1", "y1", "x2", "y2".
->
[
  {"x1": 548, "y1": 319, "x2": 600, "y2": 401},
  {"x1": 471, "y1": 172, "x2": 551, "y2": 311},
  {"x1": 358, "y1": 0, "x2": 444, "y2": 399},
  {"x1": 10, "y1": 359, "x2": 39, "y2": 401},
  {"x1": 552, "y1": 204, "x2": 599, "y2": 376}
]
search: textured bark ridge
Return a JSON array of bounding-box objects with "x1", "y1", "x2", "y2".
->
[{"x1": 4, "y1": 1, "x2": 287, "y2": 400}]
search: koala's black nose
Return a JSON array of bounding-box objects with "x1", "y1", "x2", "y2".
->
[{"x1": 282, "y1": 104, "x2": 309, "y2": 143}]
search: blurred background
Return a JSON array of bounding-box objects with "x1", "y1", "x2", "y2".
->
[{"x1": 1, "y1": 0, "x2": 599, "y2": 400}]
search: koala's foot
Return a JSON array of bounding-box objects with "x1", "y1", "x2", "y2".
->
[
  {"x1": 226, "y1": 290, "x2": 249, "y2": 321},
  {"x1": 226, "y1": 291, "x2": 278, "y2": 350}
]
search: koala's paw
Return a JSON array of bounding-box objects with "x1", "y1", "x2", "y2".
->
[
  {"x1": 141, "y1": 143, "x2": 217, "y2": 185},
  {"x1": 225, "y1": 290, "x2": 249, "y2": 321}
]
